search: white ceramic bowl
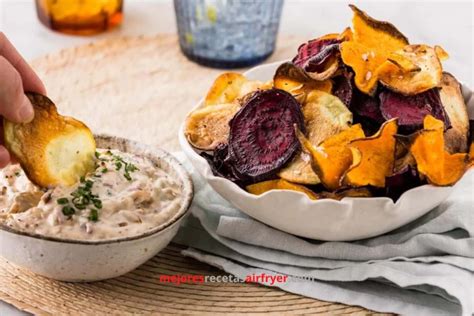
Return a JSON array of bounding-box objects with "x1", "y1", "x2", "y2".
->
[
  {"x1": 0, "y1": 135, "x2": 193, "y2": 282},
  {"x1": 179, "y1": 61, "x2": 473, "y2": 241}
]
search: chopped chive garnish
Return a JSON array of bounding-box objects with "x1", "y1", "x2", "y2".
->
[
  {"x1": 89, "y1": 209, "x2": 99, "y2": 222},
  {"x1": 57, "y1": 197, "x2": 69, "y2": 205},
  {"x1": 62, "y1": 206, "x2": 75, "y2": 216},
  {"x1": 101, "y1": 168, "x2": 108, "y2": 173},
  {"x1": 92, "y1": 199, "x2": 102, "y2": 209},
  {"x1": 94, "y1": 151, "x2": 101, "y2": 159}
]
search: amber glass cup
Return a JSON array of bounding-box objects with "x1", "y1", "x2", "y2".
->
[{"x1": 35, "y1": 0, "x2": 123, "y2": 35}]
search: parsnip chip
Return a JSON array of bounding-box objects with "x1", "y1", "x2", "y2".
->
[
  {"x1": 379, "y1": 45, "x2": 442, "y2": 95},
  {"x1": 439, "y1": 73, "x2": 470, "y2": 153},
  {"x1": 278, "y1": 91, "x2": 352, "y2": 185},
  {"x1": 343, "y1": 119, "x2": 398, "y2": 188},
  {"x1": 3, "y1": 93, "x2": 96, "y2": 188},
  {"x1": 278, "y1": 153, "x2": 320, "y2": 185},
  {"x1": 274, "y1": 62, "x2": 332, "y2": 103},
  {"x1": 204, "y1": 73, "x2": 247, "y2": 106},
  {"x1": 340, "y1": 5, "x2": 409, "y2": 95},
  {"x1": 237, "y1": 79, "x2": 268, "y2": 99},
  {"x1": 434, "y1": 45, "x2": 449, "y2": 61},
  {"x1": 298, "y1": 125, "x2": 365, "y2": 190},
  {"x1": 386, "y1": 51, "x2": 420, "y2": 72},
  {"x1": 185, "y1": 102, "x2": 240, "y2": 150},
  {"x1": 410, "y1": 115, "x2": 469, "y2": 186},
  {"x1": 246, "y1": 179, "x2": 318, "y2": 200}
]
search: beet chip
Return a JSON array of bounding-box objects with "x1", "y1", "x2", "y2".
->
[
  {"x1": 385, "y1": 166, "x2": 421, "y2": 201},
  {"x1": 379, "y1": 88, "x2": 451, "y2": 133},
  {"x1": 228, "y1": 89, "x2": 304, "y2": 182},
  {"x1": 201, "y1": 144, "x2": 240, "y2": 183},
  {"x1": 332, "y1": 70, "x2": 354, "y2": 108},
  {"x1": 293, "y1": 38, "x2": 341, "y2": 80}
]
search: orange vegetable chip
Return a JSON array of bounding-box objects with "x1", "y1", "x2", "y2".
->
[
  {"x1": 340, "y1": 5, "x2": 409, "y2": 95},
  {"x1": 343, "y1": 119, "x2": 398, "y2": 188},
  {"x1": 410, "y1": 116, "x2": 469, "y2": 186},
  {"x1": 379, "y1": 45, "x2": 442, "y2": 95},
  {"x1": 246, "y1": 179, "x2": 318, "y2": 200},
  {"x1": 298, "y1": 124, "x2": 365, "y2": 190},
  {"x1": 204, "y1": 73, "x2": 247, "y2": 106}
]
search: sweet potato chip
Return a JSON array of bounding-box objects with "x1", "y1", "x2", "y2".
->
[
  {"x1": 185, "y1": 103, "x2": 240, "y2": 150},
  {"x1": 204, "y1": 73, "x2": 247, "y2": 106},
  {"x1": 3, "y1": 93, "x2": 96, "y2": 187},
  {"x1": 298, "y1": 124, "x2": 365, "y2": 190},
  {"x1": 246, "y1": 179, "x2": 318, "y2": 200},
  {"x1": 274, "y1": 62, "x2": 332, "y2": 103},
  {"x1": 439, "y1": 73, "x2": 470, "y2": 153},
  {"x1": 410, "y1": 116, "x2": 468, "y2": 186},
  {"x1": 343, "y1": 119, "x2": 398, "y2": 188},
  {"x1": 278, "y1": 90, "x2": 352, "y2": 184},
  {"x1": 378, "y1": 45, "x2": 442, "y2": 95},
  {"x1": 340, "y1": 5, "x2": 409, "y2": 95}
]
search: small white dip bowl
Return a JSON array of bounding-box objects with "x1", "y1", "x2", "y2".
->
[{"x1": 0, "y1": 135, "x2": 193, "y2": 282}]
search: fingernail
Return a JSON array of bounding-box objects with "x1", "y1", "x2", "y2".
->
[{"x1": 18, "y1": 95, "x2": 35, "y2": 123}]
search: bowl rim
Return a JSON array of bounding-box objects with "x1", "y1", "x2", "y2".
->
[
  {"x1": 179, "y1": 60, "x2": 473, "y2": 206},
  {"x1": 0, "y1": 134, "x2": 194, "y2": 245}
]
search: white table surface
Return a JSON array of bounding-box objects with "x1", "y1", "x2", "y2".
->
[{"x1": 0, "y1": 0, "x2": 472, "y2": 315}]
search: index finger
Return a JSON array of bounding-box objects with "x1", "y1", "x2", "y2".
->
[{"x1": 0, "y1": 32, "x2": 46, "y2": 94}]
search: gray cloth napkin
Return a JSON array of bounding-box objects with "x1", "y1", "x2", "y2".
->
[{"x1": 172, "y1": 153, "x2": 474, "y2": 316}]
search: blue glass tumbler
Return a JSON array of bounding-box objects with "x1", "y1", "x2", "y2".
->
[{"x1": 174, "y1": 0, "x2": 284, "y2": 68}]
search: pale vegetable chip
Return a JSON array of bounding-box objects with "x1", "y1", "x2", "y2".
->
[
  {"x1": 3, "y1": 93, "x2": 96, "y2": 187},
  {"x1": 185, "y1": 103, "x2": 240, "y2": 150},
  {"x1": 379, "y1": 45, "x2": 442, "y2": 95}
]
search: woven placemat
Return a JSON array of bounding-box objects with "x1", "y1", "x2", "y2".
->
[{"x1": 0, "y1": 35, "x2": 389, "y2": 315}]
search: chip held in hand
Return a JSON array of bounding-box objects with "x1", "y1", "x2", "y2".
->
[{"x1": 3, "y1": 93, "x2": 96, "y2": 187}]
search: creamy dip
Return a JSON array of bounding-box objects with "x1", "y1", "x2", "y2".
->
[{"x1": 0, "y1": 149, "x2": 183, "y2": 241}]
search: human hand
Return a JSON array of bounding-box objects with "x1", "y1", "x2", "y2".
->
[{"x1": 0, "y1": 32, "x2": 46, "y2": 167}]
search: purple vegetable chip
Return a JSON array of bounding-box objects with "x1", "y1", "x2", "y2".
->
[
  {"x1": 228, "y1": 89, "x2": 304, "y2": 182},
  {"x1": 293, "y1": 38, "x2": 340, "y2": 73},
  {"x1": 379, "y1": 88, "x2": 451, "y2": 134},
  {"x1": 332, "y1": 70, "x2": 354, "y2": 108},
  {"x1": 352, "y1": 90, "x2": 385, "y2": 124},
  {"x1": 201, "y1": 144, "x2": 247, "y2": 185},
  {"x1": 385, "y1": 166, "x2": 421, "y2": 201},
  {"x1": 349, "y1": 88, "x2": 385, "y2": 136}
]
